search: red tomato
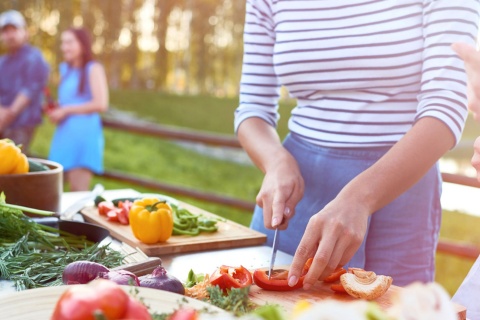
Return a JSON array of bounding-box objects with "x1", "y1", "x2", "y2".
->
[
  {"x1": 168, "y1": 308, "x2": 198, "y2": 320},
  {"x1": 210, "y1": 265, "x2": 253, "y2": 292},
  {"x1": 51, "y1": 285, "x2": 100, "y2": 320},
  {"x1": 98, "y1": 201, "x2": 116, "y2": 216},
  {"x1": 51, "y1": 279, "x2": 129, "y2": 320},
  {"x1": 107, "y1": 210, "x2": 120, "y2": 222},
  {"x1": 95, "y1": 280, "x2": 131, "y2": 319},
  {"x1": 117, "y1": 207, "x2": 130, "y2": 225},
  {"x1": 122, "y1": 296, "x2": 152, "y2": 320}
]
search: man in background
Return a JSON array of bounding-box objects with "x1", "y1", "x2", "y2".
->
[{"x1": 0, "y1": 10, "x2": 49, "y2": 152}]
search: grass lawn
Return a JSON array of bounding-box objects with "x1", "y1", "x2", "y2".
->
[{"x1": 30, "y1": 89, "x2": 480, "y2": 295}]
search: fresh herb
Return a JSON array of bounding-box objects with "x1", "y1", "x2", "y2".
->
[
  {"x1": 185, "y1": 268, "x2": 205, "y2": 288},
  {"x1": 0, "y1": 192, "x2": 54, "y2": 216},
  {"x1": 0, "y1": 195, "x2": 124, "y2": 290},
  {"x1": 206, "y1": 285, "x2": 256, "y2": 316}
]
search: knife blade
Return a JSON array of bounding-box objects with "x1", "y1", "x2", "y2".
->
[{"x1": 268, "y1": 227, "x2": 279, "y2": 280}]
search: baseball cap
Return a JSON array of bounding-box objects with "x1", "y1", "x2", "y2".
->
[{"x1": 0, "y1": 10, "x2": 26, "y2": 29}]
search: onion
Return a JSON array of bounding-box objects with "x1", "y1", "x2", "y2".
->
[
  {"x1": 97, "y1": 270, "x2": 140, "y2": 286},
  {"x1": 62, "y1": 261, "x2": 110, "y2": 285},
  {"x1": 139, "y1": 266, "x2": 185, "y2": 295}
]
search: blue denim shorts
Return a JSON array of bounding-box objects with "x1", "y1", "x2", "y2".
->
[{"x1": 250, "y1": 133, "x2": 442, "y2": 285}]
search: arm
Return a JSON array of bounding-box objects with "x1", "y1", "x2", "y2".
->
[
  {"x1": 48, "y1": 63, "x2": 109, "y2": 124},
  {"x1": 0, "y1": 52, "x2": 49, "y2": 129},
  {"x1": 288, "y1": 0, "x2": 480, "y2": 289},
  {"x1": 236, "y1": 0, "x2": 303, "y2": 229},
  {"x1": 238, "y1": 118, "x2": 303, "y2": 229}
]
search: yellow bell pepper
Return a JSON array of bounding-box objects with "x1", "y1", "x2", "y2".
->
[
  {"x1": 129, "y1": 198, "x2": 174, "y2": 244},
  {"x1": 0, "y1": 139, "x2": 29, "y2": 174}
]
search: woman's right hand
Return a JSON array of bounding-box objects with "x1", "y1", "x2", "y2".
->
[{"x1": 257, "y1": 149, "x2": 304, "y2": 230}]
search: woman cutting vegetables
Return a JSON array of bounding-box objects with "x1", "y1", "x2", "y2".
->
[{"x1": 235, "y1": 0, "x2": 480, "y2": 288}]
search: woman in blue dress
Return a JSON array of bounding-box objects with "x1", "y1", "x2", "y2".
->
[{"x1": 47, "y1": 27, "x2": 108, "y2": 191}]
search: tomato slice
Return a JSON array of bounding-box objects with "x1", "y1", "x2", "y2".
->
[
  {"x1": 210, "y1": 265, "x2": 253, "y2": 292},
  {"x1": 98, "y1": 201, "x2": 116, "y2": 216},
  {"x1": 169, "y1": 308, "x2": 198, "y2": 320}
]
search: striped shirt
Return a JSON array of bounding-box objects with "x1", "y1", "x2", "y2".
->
[{"x1": 234, "y1": 0, "x2": 480, "y2": 148}]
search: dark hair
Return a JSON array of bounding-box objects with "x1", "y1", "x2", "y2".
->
[{"x1": 65, "y1": 27, "x2": 94, "y2": 94}]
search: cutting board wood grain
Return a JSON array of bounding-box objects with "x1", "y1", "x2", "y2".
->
[
  {"x1": 81, "y1": 202, "x2": 266, "y2": 256},
  {"x1": 249, "y1": 281, "x2": 466, "y2": 320}
]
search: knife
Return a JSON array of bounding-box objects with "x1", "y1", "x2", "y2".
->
[{"x1": 268, "y1": 227, "x2": 279, "y2": 279}]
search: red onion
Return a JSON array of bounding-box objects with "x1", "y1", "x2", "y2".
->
[
  {"x1": 62, "y1": 261, "x2": 110, "y2": 285},
  {"x1": 139, "y1": 266, "x2": 184, "y2": 295},
  {"x1": 97, "y1": 270, "x2": 140, "y2": 286}
]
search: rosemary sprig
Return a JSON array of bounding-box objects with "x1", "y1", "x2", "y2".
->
[{"x1": 0, "y1": 196, "x2": 125, "y2": 290}]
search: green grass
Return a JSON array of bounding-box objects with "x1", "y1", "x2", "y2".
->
[{"x1": 30, "y1": 89, "x2": 480, "y2": 296}]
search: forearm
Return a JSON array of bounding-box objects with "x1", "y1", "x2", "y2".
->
[
  {"x1": 338, "y1": 117, "x2": 454, "y2": 213},
  {"x1": 8, "y1": 93, "x2": 30, "y2": 118},
  {"x1": 237, "y1": 117, "x2": 293, "y2": 173},
  {"x1": 63, "y1": 101, "x2": 108, "y2": 116}
]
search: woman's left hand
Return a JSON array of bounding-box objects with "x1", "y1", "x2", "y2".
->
[
  {"x1": 47, "y1": 108, "x2": 68, "y2": 124},
  {"x1": 287, "y1": 195, "x2": 370, "y2": 290}
]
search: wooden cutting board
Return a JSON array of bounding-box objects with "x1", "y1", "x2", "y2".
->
[
  {"x1": 81, "y1": 202, "x2": 266, "y2": 256},
  {"x1": 249, "y1": 281, "x2": 467, "y2": 320}
]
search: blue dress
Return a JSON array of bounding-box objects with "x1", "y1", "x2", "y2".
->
[{"x1": 49, "y1": 62, "x2": 104, "y2": 174}]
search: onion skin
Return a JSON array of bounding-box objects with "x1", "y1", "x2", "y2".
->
[
  {"x1": 62, "y1": 261, "x2": 110, "y2": 285},
  {"x1": 97, "y1": 270, "x2": 140, "y2": 286},
  {"x1": 139, "y1": 266, "x2": 185, "y2": 295}
]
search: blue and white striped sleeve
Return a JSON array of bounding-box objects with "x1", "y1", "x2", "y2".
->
[
  {"x1": 416, "y1": 0, "x2": 480, "y2": 145},
  {"x1": 234, "y1": 0, "x2": 281, "y2": 133}
]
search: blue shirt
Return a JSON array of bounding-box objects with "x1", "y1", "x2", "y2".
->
[{"x1": 0, "y1": 44, "x2": 49, "y2": 128}]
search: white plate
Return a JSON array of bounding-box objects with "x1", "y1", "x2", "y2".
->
[{"x1": 0, "y1": 285, "x2": 226, "y2": 320}]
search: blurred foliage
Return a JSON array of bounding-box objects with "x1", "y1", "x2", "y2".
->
[{"x1": 0, "y1": 0, "x2": 246, "y2": 95}]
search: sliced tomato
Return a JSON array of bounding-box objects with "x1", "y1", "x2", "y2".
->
[
  {"x1": 98, "y1": 201, "x2": 116, "y2": 216},
  {"x1": 210, "y1": 265, "x2": 253, "y2": 292},
  {"x1": 323, "y1": 267, "x2": 347, "y2": 283},
  {"x1": 107, "y1": 210, "x2": 119, "y2": 222},
  {"x1": 117, "y1": 207, "x2": 129, "y2": 225}
]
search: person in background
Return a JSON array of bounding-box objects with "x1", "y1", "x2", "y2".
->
[
  {"x1": 0, "y1": 10, "x2": 49, "y2": 152},
  {"x1": 236, "y1": 0, "x2": 479, "y2": 289},
  {"x1": 450, "y1": 42, "x2": 480, "y2": 320},
  {"x1": 47, "y1": 27, "x2": 108, "y2": 191}
]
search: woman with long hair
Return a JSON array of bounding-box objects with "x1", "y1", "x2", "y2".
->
[{"x1": 48, "y1": 27, "x2": 108, "y2": 191}]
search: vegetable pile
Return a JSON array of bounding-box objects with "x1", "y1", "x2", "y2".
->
[
  {"x1": 95, "y1": 196, "x2": 220, "y2": 244},
  {"x1": 0, "y1": 193, "x2": 124, "y2": 290}
]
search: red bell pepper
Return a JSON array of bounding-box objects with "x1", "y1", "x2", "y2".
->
[
  {"x1": 253, "y1": 258, "x2": 313, "y2": 291},
  {"x1": 210, "y1": 265, "x2": 253, "y2": 292}
]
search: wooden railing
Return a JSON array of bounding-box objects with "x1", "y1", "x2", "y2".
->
[{"x1": 100, "y1": 118, "x2": 480, "y2": 260}]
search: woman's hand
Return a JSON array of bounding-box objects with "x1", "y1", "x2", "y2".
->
[
  {"x1": 257, "y1": 150, "x2": 304, "y2": 229},
  {"x1": 287, "y1": 193, "x2": 369, "y2": 289},
  {"x1": 452, "y1": 43, "x2": 480, "y2": 121},
  {"x1": 47, "y1": 108, "x2": 68, "y2": 124}
]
